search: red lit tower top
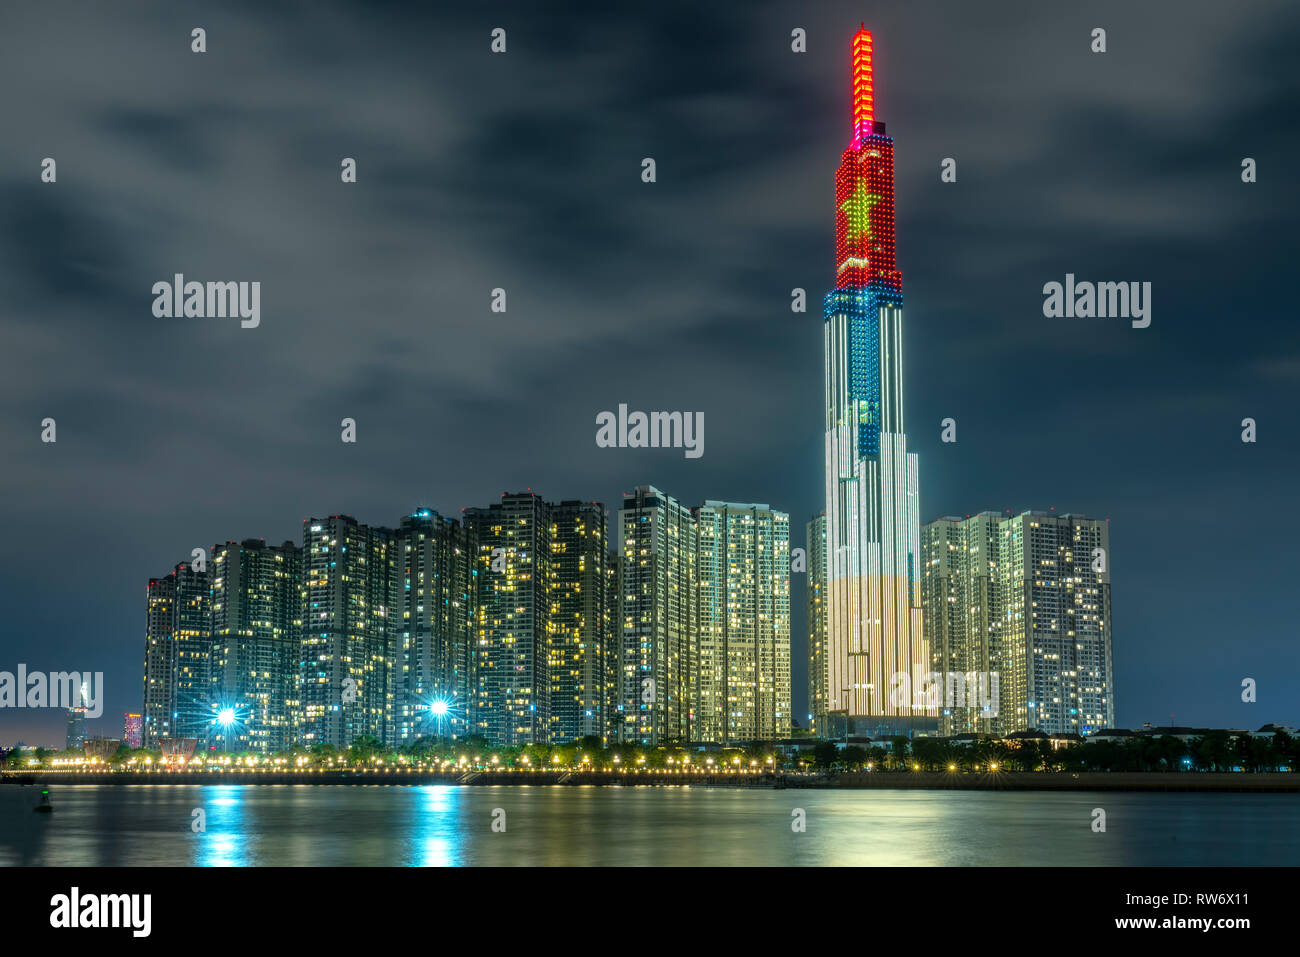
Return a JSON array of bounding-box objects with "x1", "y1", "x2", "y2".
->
[{"x1": 834, "y1": 25, "x2": 901, "y2": 292}]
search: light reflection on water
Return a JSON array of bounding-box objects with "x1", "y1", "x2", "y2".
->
[{"x1": 1, "y1": 783, "x2": 1296, "y2": 866}]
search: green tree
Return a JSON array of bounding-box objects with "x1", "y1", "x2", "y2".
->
[
  {"x1": 812, "y1": 739, "x2": 839, "y2": 769},
  {"x1": 842, "y1": 745, "x2": 868, "y2": 768},
  {"x1": 890, "y1": 736, "x2": 910, "y2": 769}
]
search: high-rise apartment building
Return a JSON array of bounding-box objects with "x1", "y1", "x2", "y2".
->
[
  {"x1": 299, "y1": 516, "x2": 400, "y2": 749},
  {"x1": 171, "y1": 561, "x2": 213, "y2": 741},
  {"x1": 397, "y1": 508, "x2": 474, "y2": 743},
  {"x1": 142, "y1": 574, "x2": 176, "y2": 748},
  {"x1": 122, "y1": 713, "x2": 143, "y2": 749},
  {"x1": 807, "y1": 513, "x2": 829, "y2": 736},
  {"x1": 822, "y1": 27, "x2": 933, "y2": 736},
  {"x1": 694, "y1": 501, "x2": 791, "y2": 743},
  {"x1": 617, "y1": 486, "x2": 698, "y2": 745},
  {"x1": 210, "y1": 539, "x2": 302, "y2": 752},
  {"x1": 921, "y1": 513, "x2": 1001, "y2": 735},
  {"x1": 141, "y1": 561, "x2": 211, "y2": 746},
  {"x1": 921, "y1": 511, "x2": 1115, "y2": 736},
  {"x1": 998, "y1": 512, "x2": 1113, "y2": 736},
  {"x1": 549, "y1": 501, "x2": 612, "y2": 743},
  {"x1": 65, "y1": 707, "x2": 87, "y2": 751},
  {"x1": 465, "y1": 493, "x2": 554, "y2": 747}
]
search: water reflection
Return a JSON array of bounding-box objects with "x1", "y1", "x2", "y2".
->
[
  {"x1": 1, "y1": 784, "x2": 1295, "y2": 866},
  {"x1": 409, "y1": 785, "x2": 461, "y2": 866},
  {"x1": 196, "y1": 785, "x2": 248, "y2": 866}
]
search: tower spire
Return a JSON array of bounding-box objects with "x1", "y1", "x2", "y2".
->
[{"x1": 852, "y1": 25, "x2": 874, "y2": 143}]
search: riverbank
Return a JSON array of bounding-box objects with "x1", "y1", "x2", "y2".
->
[{"x1": 4, "y1": 769, "x2": 1297, "y2": 791}]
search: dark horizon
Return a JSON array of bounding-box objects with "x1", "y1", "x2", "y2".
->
[{"x1": 3, "y1": 0, "x2": 1299, "y2": 746}]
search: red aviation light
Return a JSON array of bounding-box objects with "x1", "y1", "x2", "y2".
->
[{"x1": 851, "y1": 25, "x2": 874, "y2": 144}]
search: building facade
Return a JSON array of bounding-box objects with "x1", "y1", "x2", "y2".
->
[
  {"x1": 171, "y1": 561, "x2": 213, "y2": 741},
  {"x1": 122, "y1": 713, "x2": 143, "y2": 749},
  {"x1": 299, "y1": 516, "x2": 400, "y2": 749},
  {"x1": 465, "y1": 493, "x2": 554, "y2": 747},
  {"x1": 142, "y1": 574, "x2": 177, "y2": 748},
  {"x1": 921, "y1": 510, "x2": 1115, "y2": 736},
  {"x1": 65, "y1": 707, "x2": 87, "y2": 751},
  {"x1": 617, "y1": 486, "x2": 698, "y2": 745},
  {"x1": 397, "y1": 508, "x2": 474, "y2": 744},
  {"x1": 921, "y1": 513, "x2": 1001, "y2": 735},
  {"x1": 549, "y1": 500, "x2": 612, "y2": 743},
  {"x1": 210, "y1": 539, "x2": 302, "y2": 752},
  {"x1": 141, "y1": 561, "x2": 212, "y2": 747},
  {"x1": 807, "y1": 513, "x2": 829, "y2": 736},
  {"x1": 694, "y1": 501, "x2": 791, "y2": 743},
  {"x1": 998, "y1": 512, "x2": 1114, "y2": 736}
]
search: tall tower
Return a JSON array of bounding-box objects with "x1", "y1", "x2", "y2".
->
[{"x1": 823, "y1": 27, "x2": 934, "y2": 736}]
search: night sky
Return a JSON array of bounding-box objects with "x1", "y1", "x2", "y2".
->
[{"x1": 2, "y1": 0, "x2": 1297, "y2": 746}]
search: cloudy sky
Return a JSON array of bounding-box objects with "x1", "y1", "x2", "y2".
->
[{"x1": 2, "y1": 0, "x2": 1297, "y2": 745}]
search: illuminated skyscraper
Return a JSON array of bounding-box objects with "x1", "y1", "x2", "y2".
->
[
  {"x1": 142, "y1": 574, "x2": 176, "y2": 748},
  {"x1": 617, "y1": 486, "x2": 697, "y2": 745},
  {"x1": 823, "y1": 27, "x2": 934, "y2": 736},
  {"x1": 65, "y1": 706, "x2": 87, "y2": 751},
  {"x1": 465, "y1": 493, "x2": 554, "y2": 747},
  {"x1": 210, "y1": 539, "x2": 302, "y2": 752},
  {"x1": 122, "y1": 713, "x2": 143, "y2": 749},
  {"x1": 694, "y1": 502, "x2": 791, "y2": 743},
  {"x1": 922, "y1": 514, "x2": 1001, "y2": 735},
  {"x1": 397, "y1": 508, "x2": 474, "y2": 743},
  {"x1": 921, "y1": 511, "x2": 1115, "y2": 736},
  {"x1": 299, "y1": 516, "x2": 400, "y2": 749},
  {"x1": 997, "y1": 512, "x2": 1114, "y2": 736},
  {"x1": 806, "y1": 513, "x2": 829, "y2": 735},
  {"x1": 171, "y1": 561, "x2": 213, "y2": 741},
  {"x1": 549, "y1": 500, "x2": 612, "y2": 743}
]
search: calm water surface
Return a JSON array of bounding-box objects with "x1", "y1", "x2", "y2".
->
[{"x1": 2, "y1": 783, "x2": 1296, "y2": 866}]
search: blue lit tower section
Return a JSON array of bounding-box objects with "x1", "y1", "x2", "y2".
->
[{"x1": 823, "y1": 26, "x2": 934, "y2": 735}]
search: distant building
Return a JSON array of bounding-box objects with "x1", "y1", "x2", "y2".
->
[
  {"x1": 65, "y1": 707, "x2": 87, "y2": 751},
  {"x1": 83, "y1": 737, "x2": 121, "y2": 761},
  {"x1": 122, "y1": 713, "x2": 143, "y2": 749}
]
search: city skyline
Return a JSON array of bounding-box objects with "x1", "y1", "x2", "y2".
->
[
  {"x1": 123, "y1": 486, "x2": 793, "y2": 752},
  {"x1": 3, "y1": 1, "x2": 1298, "y2": 746}
]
